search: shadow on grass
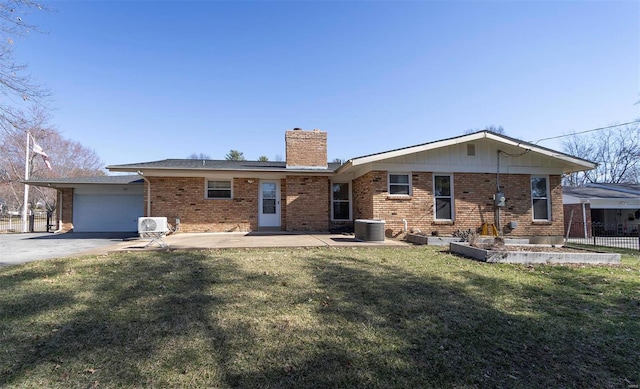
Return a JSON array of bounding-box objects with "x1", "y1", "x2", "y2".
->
[
  {"x1": 1, "y1": 249, "x2": 638, "y2": 388},
  {"x1": 1, "y1": 252, "x2": 237, "y2": 387},
  {"x1": 221, "y1": 253, "x2": 639, "y2": 388}
]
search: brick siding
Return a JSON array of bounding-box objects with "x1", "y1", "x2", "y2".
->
[
  {"x1": 285, "y1": 175, "x2": 329, "y2": 231},
  {"x1": 59, "y1": 187, "x2": 74, "y2": 232},
  {"x1": 145, "y1": 176, "x2": 258, "y2": 232},
  {"x1": 352, "y1": 171, "x2": 565, "y2": 238}
]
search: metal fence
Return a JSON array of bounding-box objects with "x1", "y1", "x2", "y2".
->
[
  {"x1": 0, "y1": 211, "x2": 56, "y2": 233},
  {"x1": 565, "y1": 221, "x2": 640, "y2": 251}
]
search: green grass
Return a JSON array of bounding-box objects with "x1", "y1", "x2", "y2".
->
[{"x1": 1, "y1": 246, "x2": 639, "y2": 388}]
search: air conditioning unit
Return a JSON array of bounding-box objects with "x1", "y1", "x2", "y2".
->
[{"x1": 138, "y1": 217, "x2": 169, "y2": 234}]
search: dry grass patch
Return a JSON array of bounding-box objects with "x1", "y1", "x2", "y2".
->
[{"x1": 1, "y1": 246, "x2": 639, "y2": 388}]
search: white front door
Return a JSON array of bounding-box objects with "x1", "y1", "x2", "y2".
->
[{"x1": 259, "y1": 180, "x2": 281, "y2": 228}]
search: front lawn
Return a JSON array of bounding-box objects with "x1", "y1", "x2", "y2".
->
[{"x1": 1, "y1": 247, "x2": 639, "y2": 388}]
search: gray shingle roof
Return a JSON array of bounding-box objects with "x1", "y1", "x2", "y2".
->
[{"x1": 107, "y1": 159, "x2": 341, "y2": 173}]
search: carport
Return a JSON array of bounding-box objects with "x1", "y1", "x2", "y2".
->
[{"x1": 23, "y1": 175, "x2": 144, "y2": 233}]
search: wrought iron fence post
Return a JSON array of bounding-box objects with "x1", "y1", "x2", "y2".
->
[{"x1": 28, "y1": 214, "x2": 35, "y2": 232}]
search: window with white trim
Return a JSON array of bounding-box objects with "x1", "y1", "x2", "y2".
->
[
  {"x1": 531, "y1": 176, "x2": 549, "y2": 220},
  {"x1": 388, "y1": 173, "x2": 411, "y2": 195},
  {"x1": 331, "y1": 182, "x2": 351, "y2": 220},
  {"x1": 206, "y1": 180, "x2": 232, "y2": 199},
  {"x1": 434, "y1": 174, "x2": 453, "y2": 220}
]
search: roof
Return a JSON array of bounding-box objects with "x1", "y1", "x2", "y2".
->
[
  {"x1": 23, "y1": 175, "x2": 143, "y2": 188},
  {"x1": 339, "y1": 130, "x2": 596, "y2": 172},
  {"x1": 563, "y1": 183, "x2": 640, "y2": 200},
  {"x1": 107, "y1": 159, "x2": 341, "y2": 174}
]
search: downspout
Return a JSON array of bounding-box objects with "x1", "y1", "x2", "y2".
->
[{"x1": 137, "y1": 171, "x2": 151, "y2": 216}]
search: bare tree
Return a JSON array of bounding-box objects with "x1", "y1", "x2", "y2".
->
[
  {"x1": 188, "y1": 152, "x2": 211, "y2": 159},
  {"x1": 225, "y1": 149, "x2": 245, "y2": 161},
  {"x1": 0, "y1": 1, "x2": 50, "y2": 119},
  {"x1": 562, "y1": 123, "x2": 640, "y2": 185},
  {"x1": 465, "y1": 125, "x2": 506, "y2": 135},
  {"x1": 0, "y1": 107, "x2": 104, "y2": 212}
]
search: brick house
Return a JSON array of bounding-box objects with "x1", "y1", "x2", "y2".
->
[{"x1": 28, "y1": 129, "x2": 595, "y2": 239}]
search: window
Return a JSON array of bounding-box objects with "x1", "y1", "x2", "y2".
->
[
  {"x1": 531, "y1": 176, "x2": 549, "y2": 220},
  {"x1": 388, "y1": 173, "x2": 411, "y2": 195},
  {"x1": 434, "y1": 174, "x2": 453, "y2": 220},
  {"x1": 206, "y1": 180, "x2": 232, "y2": 199},
  {"x1": 332, "y1": 182, "x2": 351, "y2": 220}
]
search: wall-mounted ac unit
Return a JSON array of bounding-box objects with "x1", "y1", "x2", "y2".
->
[{"x1": 138, "y1": 217, "x2": 169, "y2": 234}]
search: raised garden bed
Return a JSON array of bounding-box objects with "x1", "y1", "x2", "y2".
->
[
  {"x1": 450, "y1": 242, "x2": 621, "y2": 265},
  {"x1": 405, "y1": 233, "x2": 529, "y2": 246}
]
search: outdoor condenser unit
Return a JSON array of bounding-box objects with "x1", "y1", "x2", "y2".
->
[{"x1": 138, "y1": 217, "x2": 169, "y2": 234}]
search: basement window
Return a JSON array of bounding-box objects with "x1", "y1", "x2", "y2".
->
[{"x1": 206, "y1": 180, "x2": 232, "y2": 199}]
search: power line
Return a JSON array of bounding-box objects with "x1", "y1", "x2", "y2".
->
[{"x1": 533, "y1": 120, "x2": 640, "y2": 144}]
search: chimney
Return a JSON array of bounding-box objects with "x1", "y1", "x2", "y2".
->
[{"x1": 285, "y1": 128, "x2": 328, "y2": 169}]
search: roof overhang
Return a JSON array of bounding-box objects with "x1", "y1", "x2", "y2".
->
[
  {"x1": 106, "y1": 166, "x2": 336, "y2": 177},
  {"x1": 22, "y1": 175, "x2": 144, "y2": 189}
]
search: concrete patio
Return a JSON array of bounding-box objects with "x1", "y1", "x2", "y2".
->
[{"x1": 109, "y1": 231, "x2": 409, "y2": 253}]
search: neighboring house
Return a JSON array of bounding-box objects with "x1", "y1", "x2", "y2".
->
[
  {"x1": 26, "y1": 129, "x2": 595, "y2": 240},
  {"x1": 563, "y1": 183, "x2": 640, "y2": 238}
]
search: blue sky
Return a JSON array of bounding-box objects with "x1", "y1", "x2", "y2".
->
[{"x1": 15, "y1": 1, "x2": 640, "y2": 166}]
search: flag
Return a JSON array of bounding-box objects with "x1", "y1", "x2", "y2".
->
[{"x1": 30, "y1": 134, "x2": 52, "y2": 170}]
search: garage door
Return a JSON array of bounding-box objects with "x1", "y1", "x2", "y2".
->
[{"x1": 73, "y1": 190, "x2": 143, "y2": 232}]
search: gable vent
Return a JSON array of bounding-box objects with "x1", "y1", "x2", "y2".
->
[{"x1": 467, "y1": 144, "x2": 476, "y2": 156}]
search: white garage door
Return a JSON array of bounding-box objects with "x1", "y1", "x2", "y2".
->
[{"x1": 73, "y1": 186, "x2": 143, "y2": 232}]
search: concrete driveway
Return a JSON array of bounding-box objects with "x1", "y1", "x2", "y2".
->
[{"x1": 0, "y1": 232, "x2": 138, "y2": 267}]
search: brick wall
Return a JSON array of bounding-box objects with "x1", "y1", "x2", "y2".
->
[
  {"x1": 285, "y1": 175, "x2": 329, "y2": 231},
  {"x1": 59, "y1": 187, "x2": 74, "y2": 232},
  {"x1": 146, "y1": 176, "x2": 259, "y2": 232},
  {"x1": 285, "y1": 129, "x2": 328, "y2": 168},
  {"x1": 352, "y1": 171, "x2": 565, "y2": 238}
]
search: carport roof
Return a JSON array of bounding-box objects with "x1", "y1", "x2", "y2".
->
[
  {"x1": 23, "y1": 175, "x2": 143, "y2": 188},
  {"x1": 563, "y1": 184, "x2": 640, "y2": 200}
]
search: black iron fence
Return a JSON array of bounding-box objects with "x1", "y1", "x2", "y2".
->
[
  {"x1": 565, "y1": 221, "x2": 640, "y2": 251},
  {"x1": 0, "y1": 211, "x2": 56, "y2": 233}
]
